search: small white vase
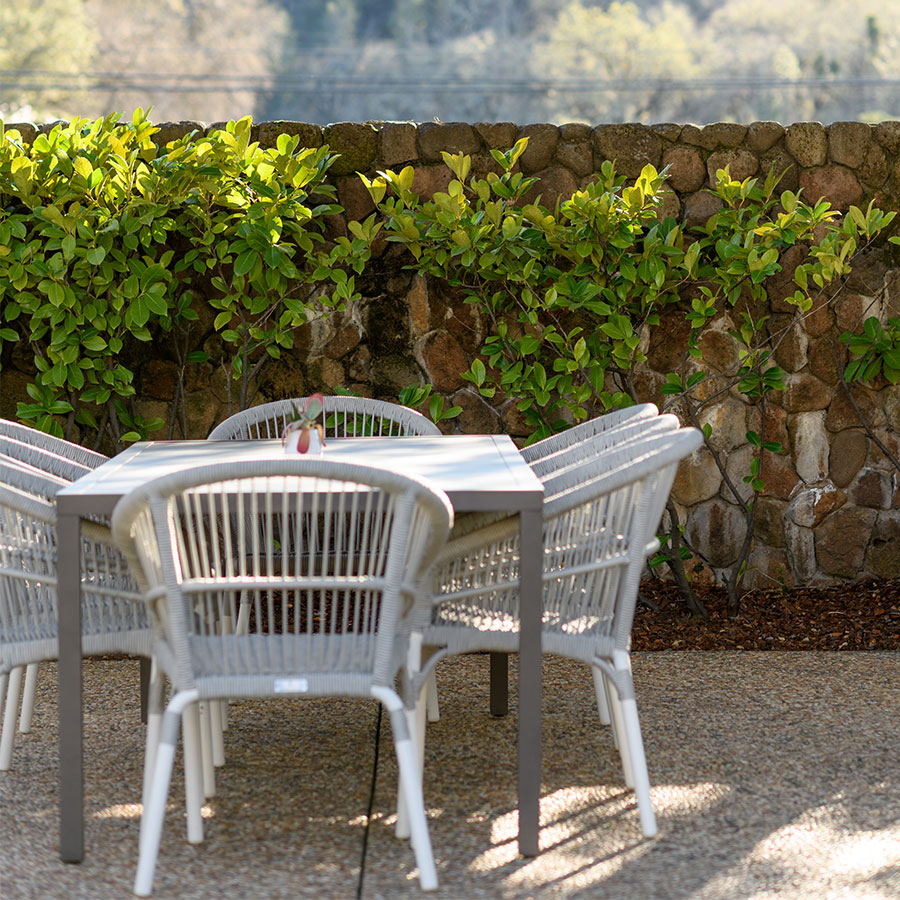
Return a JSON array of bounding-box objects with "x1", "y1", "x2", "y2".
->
[{"x1": 284, "y1": 427, "x2": 324, "y2": 456}]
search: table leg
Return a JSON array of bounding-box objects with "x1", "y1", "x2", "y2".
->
[
  {"x1": 58, "y1": 509, "x2": 83, "y2": 863},
  {"x1": 489, "y1": 652, "x2": 508, "y2": 717},
  {"x1": 517, "y1": 507, "x2": 542, "y2": 857}
]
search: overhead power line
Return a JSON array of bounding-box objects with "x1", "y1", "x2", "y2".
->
[{"x1": 3, "y1": 69, "x2": 900, "y2": 96}]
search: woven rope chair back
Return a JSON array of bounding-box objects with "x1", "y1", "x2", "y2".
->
[
  {"x1": 0, "y1": 456, "x2": 148, "y2": 671},
  {"x1": 520, "y1": 403, "x2": 659, "y2": 465},
  {"x1": 0, "y1": 434, "x2": 95, "y2": 483},
  {"x1": 432, "y1": 428, "x2": 701, "y2": 661},
  {"x1": 207, "y1": 397, "x2": 441, "y2": 441},
  {"x1": 0, "y1": 419, "x2": 108, "y2": 469},
  {"x1": 112, "y1": 459, "x2": 452, "y2": 698}
]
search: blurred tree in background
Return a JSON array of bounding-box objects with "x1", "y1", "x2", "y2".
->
[{"x1": 5, "y1": 0, "x2": 900, "y2": 125}]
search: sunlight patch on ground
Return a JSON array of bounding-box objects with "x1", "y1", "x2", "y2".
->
[
  {"x1": 92, "y1": 802, "x2": 214, "y2": 820},
  {"x1": 467, "y1": 782, "x2": 732, "y2": 893},
  {"x1": 695, "y1": 795, "x2": 900, "y2": 900}
]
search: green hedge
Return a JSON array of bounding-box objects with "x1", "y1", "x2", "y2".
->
[{"x1": 0, "y1": 111, "x2": 367, "y2": 445}]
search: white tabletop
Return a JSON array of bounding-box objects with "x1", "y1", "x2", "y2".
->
[{"x1": 57, "y1": 434, "x2": 544, "y2": 513}]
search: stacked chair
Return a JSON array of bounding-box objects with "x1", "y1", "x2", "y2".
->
[
  {"x1": 399, "y1": 407, "x2": 700, "y2": 840},
  {"x1": 111, "y1": 459, "x2": 453, "y2": 894},
  {"x1": 0, "y1": 444, "x2": 150, "y2": 770}
]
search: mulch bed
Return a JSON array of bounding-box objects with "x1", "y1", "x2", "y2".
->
[{"x1": 631, "y1": 578, "x2": 900, "y2": 650}]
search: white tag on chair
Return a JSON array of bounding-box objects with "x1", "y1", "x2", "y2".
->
[{"x1": 274, "y1": 678, "x2": 309, "y2": 693}]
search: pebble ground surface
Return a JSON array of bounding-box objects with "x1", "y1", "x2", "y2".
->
[{"x1": 1, "y1": 651, "x2": 899, "y2": 900}]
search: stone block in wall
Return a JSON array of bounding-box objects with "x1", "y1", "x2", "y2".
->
[
  {"x1": 848, "y1": 467, "x2": 893, "y2": 509},
  {"x1": 815, "y1": 506, "x2": 878, "y2": 577},
  {"x1": 553, "y1": 140, "x2": 593, "y2": 177},
  {"x1": 866, "y1": 428, "x2": 900, "y2": 473},
  {"x1": 682, "y1": 190, "x2": 724, "y2": 229},
  {"x1": 829, "y1": 429, "x2": 868, "y2": 487},
  {"x1": 697, "y1": 323, "x2": 740, "y2": 373},
  {"x1": 866, "y1": 512, "x2": 900, "y2": 577},
  {"x1": 650, "y1": 123, "x2": 682, "y2": 142},
  {"x1": 746, "y1": 122, "x2": 785, "y2": 153},
  {"x1": 759, "y1": 146, "x2": 799, "y2": 192},
  {"x1": 762, "y1": 451, "x2": 803, "y2": 500},
  {"x1": 807, "y1": 336, "x2": 841, "y2": 383},
  {"x1": 501, "y1": 400, "x2": 531, "y2": 437},
  {"x1": 826, "y1": 385, "x2": 884, "y2": 432},
  {"x1": 883, "y1": 385, "x2": 900, "y2": 433},
  {"x1": 255, "y1": 352, "x2": 307, "y2": 404},
  {"x1": 858, "y1": 143, "x2": 890, "y2": 188},
  {"x1": 646, "y1": 306, "x2": 692, "y2": 371},
  {"x1": 523, "y1": 167, "x2": 579, "y2": 209},
  {"x1": 698, "y1": 395, "x2": 748, "y2": 452},
  {"x1": 451, "y1": 389, "x2": 502, "y2": 434},
  {"x1": 407, "y1": 277, "x2": 430, "y2": 337},
  {"x1": 707, "y1": 149, "x2": 758, "y2": 186},
  {"x1": 834, "y1": 292, "x2": 880, "y2": 334},
  {"x1": 785, "y1": 521, "x2": 817, "y2": 583},
  {"x1": 790, "y1": 410, "x2": 829, "y2": 482},
  {"x1": 801, "y1": 301, "x2": 835, "y2": 338},
  {"x1": 256, "y1": 121, "x2": 323, "y2": 149},
  {"x1": 593, "y1": 124, "x2": 662, "y2": 178},
  {"x1": 702, "y1": 123, "x2": 748, "y2": 148},
  {"x1": 787, "y1": 483, "x2": 846, "y2": 527},
  {"x1": 770, "y1": 316, "x2": 809, "y2": 372},
  {"x1": 671, "y1": 446, "x2": 722, "y2": 505},
  {"x1": 415, "y1": 331, "x2": 468, "y2": 392},
  {"x1": 6, "y1": 123, "x2": 37, "y2": 144},
  {"x1": 474, "y1": 122, "x2": 518, "y2": 150},
  {"x1": 141, "y1": 359, "x2": 179, "y2": 400},
  {"x1": 679, "y1": 124, "x2": 717, "y2": 151},
  {"x1": 874, "y1": 121, "x2": 900, "y2": 153},
  {"x1": 662, "y1": 146, "x2": 706, "y2": 192},
  {"x1": 754, "y1": 495, "x2": 788, "y2": 547},
  {"x1": 323, "y1": 123, "x2": 379, "y2": 175},
  {"x1": 323, "y1": 322, "x2": 362, "y2": 360},
  {"x1": 785, "y1": 123, "x2": 828, "y2": 167},
  {"x1": 152, "y1": 121, "x2": 205, "y2": 147},
  {"x1": 723, "y1": 444, "x2": 754, "y2": 504},
  {"x1": 743, "y1": 547, "x2": 794, "y2": 591},
  {"x1": 799, "y1": 165, "x2": 863, "y2": 211},
  {"x1": 411, "y1": 164, "x2": 454, "y2": 199},
  {"x1": 559, "y1": 123, "x2": 593, "y2": 141},
  {"x1": 380, "y1": 122, "x2": 418, "y2": 166},
  {"x1": 684, "y1": 498, "x2": 747, "y2": 567},
  {"x1": 517, "y1": 124, "x2": 559, "y2": 174},
  {"x1": 827, "y1": 122, "x2": 871, "y2": 168},
  {"x1": 336, "y1": 175, "x2": 375, "y2": 222},
  {"x1": 656, "y1": 189, "x2": 681, "y2": 221},
  {"x1": 359, "y1": 353, "x2": 418, "y2": 393},
  {"x1": 418, "y1": 123, "x2": 480, "y2": 161},
  {"x1": 777, "y1": 373, "x2": 831, "y2": 413},
  {"x1": 184, "y1": 390, "x2": 220, "y2": 439}
]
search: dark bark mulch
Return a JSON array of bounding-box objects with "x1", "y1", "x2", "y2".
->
[{"x1": 631, "y1": 579, "x2": 900, "y2": 650}]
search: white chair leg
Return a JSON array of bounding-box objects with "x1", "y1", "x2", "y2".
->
[
  {"x1": 198, "y1": 701, "x2": 216, "y2": 798},
  {"x1": 620, "y1": 697, "x2": 657, "y2": 838},
  {"x1": 182, "y1": 702, "x2": 205, "y2": 844},
  {"x1": 591, "y1": 664, "x2": 611, "y2": 726},
  {"x1": 425, "y1": 671, "x2": 440, "y2": 723},
  {"x1": 0, "y1": 666, "x2": 24, "y2": 770},
  {"x1": 18, "y1": 663, "x2": 39, "y2": 733},
  {"x1": 209, "y1": 700, "x2": 225, "y2": 767},
  {"x1": 142, "y1": 668, "x2": 165, "y2": 815},
  {"x1": 135, "y1": 690, "x2": 199, "y2": 897},
  {"x1": 377, "y1": 691, "x2": 437, "y2": 892},
  {"x1": 395, "y1": 686, "x2": 427, "y2": 840},
  {"x1": 608, "y1": 685, "x2": 634, "y2": 788}
]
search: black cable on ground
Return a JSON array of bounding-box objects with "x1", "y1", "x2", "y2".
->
[{"x1": 357, "y1": 703, "x2": 383, "y2": 900}]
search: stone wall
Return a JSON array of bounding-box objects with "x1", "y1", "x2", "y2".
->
[{"x1": 4, "y1": 117, "x2": 900, "y2": 588}]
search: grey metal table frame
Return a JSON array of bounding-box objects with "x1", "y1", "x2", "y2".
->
[{"x1": 56, "y1": 434, "x2": 544, "y2": 862}]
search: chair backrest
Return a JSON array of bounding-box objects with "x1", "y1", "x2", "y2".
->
[
  {"x1": 0, "y1": 455, "x2": 148, "y2": 670},
  {"x1": 519, "y1": 403, "x2": 659, "y2": 465},
  {"x1": 0, "y1": 434, "x2": 94, "y2": 483},
  {"x1": 530, "y1": 413, "x2": 680, "y2": 483},
  {"x1": 0, "y1": 419, "x2": 108, "y2": 469},
  {"x1": 207, "y1": 397, "x2": 441, "y2": 441},
  {"x1": 111, "y1": 459, "x2": 453, "y2": 696},
  {"x1": 539, "y1": 428, "x2": 702, "y2": 655}
]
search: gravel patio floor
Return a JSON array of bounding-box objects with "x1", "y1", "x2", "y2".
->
[{"x1": 1, "y1": 651, "x2": 899, "y2": 900}]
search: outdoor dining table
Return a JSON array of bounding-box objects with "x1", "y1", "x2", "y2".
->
[{"x1": 55, "y1": 433, "x2": 545, "y2": 862}]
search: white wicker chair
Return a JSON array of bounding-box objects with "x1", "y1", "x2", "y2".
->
[
  {"x1": 111, "y1": 459, "x2": 453, "y2": 896},
  {"x1": 0, "y1": 418, "x2": 108, "y2": 469},
  {"x1": 0, "y1": 456, "x2": 150, "y2": 770},
  {"x1": 208, "y1": 396, "x2": 441, "y2": 440},
  {"x1": 405, "y1": 427, "x2": 702, "y2": 839}
]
